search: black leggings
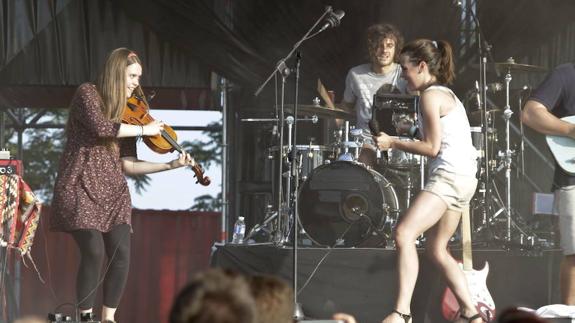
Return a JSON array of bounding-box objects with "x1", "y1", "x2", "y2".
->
[{"x1": 71, "y1": 224, "x2": 131, "y2": 309}]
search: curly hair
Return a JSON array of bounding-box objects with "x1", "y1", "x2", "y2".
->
[{"x1": 366, "y1": 23, "x2": 404, "y2": 62}]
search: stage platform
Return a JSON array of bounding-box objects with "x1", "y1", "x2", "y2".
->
[{"x1": 211, "y1": 244, "x2": 562, "y2": 323}]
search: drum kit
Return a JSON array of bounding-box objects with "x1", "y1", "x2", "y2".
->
[
  {"x1": 246, "y1": 57, "x2": 549, "y2": 250},
  {"x1": 246, "y1": 92, "x2": 425, "y2": 248}
]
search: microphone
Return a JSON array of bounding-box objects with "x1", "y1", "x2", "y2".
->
[
  {"x1": 369, "y1": 119, "x2": 380, "y2": 136},
  {"x1": 318, "y1": 9, "x2": 345, "y2": 33}
]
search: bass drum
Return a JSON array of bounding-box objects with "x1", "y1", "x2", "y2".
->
[{"x1": 298, "y1": 161, "x2": 399, "y2": 247}]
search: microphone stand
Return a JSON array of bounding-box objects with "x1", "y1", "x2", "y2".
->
[
  {"x1": 461, "y1": 1, "x2": 502, "y2": 244},
  {"x1": 253, "y1": 6, "x2": 333, "y2": 246},
  {"x1": 254, "y1": 6, "x2": 333, "y2": 97},
  {"x1": 252, "y1": 6, "x2": 342, "y2": 320},
  {"x1": 291, "y1": 52, "x2": 304, "y2": 320}
]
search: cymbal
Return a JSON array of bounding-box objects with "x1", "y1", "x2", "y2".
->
[
  {"x1": 283, "y1": 104, "x2": 354, "y2": 119},
  {"x1": 472, "y1": 58, "x2": 547, "y2": 73}
]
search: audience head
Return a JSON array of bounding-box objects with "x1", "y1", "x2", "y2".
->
[
  {"x1": 249, "y1": 274, "x2": 294, "y2": 323},
  {"x1": 169, "y1": 268, "x2": 257, "y2": 323},
  {"x1": 497, "y1": 307, "x2": 549, "y2": 323}
]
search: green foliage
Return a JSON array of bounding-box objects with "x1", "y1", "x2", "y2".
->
[
  {"x1": 19, "y1": 128, "x2": 65, "y2": 202},
  {"x1": 126, "y1": 173, "x2": 152, "y2": 195},
  {"x1": 4, "y1": 108, "x2": 223, "y2": 211},
  {"x1": 182, "y1": 120, "x2": 223, "y2": 211},
  {"x1": 180, "y1": 121, "x2": 222, "y2": 169},
  {"x1": 190, "y1": 192, "x2": 222, "y2": 211},
  {"x1": 4, "y1": 108, "x2": 68, "y2": 203}
]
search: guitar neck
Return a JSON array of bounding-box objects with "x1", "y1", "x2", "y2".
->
[{"x1": 461, "y1": 207, "x2": 473, "y2": 271}]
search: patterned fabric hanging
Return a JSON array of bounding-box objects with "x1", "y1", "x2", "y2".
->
[{"x1": 0, "y1": 175, "x2": 42, "y2": 257}]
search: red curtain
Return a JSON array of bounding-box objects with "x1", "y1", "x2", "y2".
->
[{"x1": 19, "y1": 206, "x2": 221, "y2": 323}]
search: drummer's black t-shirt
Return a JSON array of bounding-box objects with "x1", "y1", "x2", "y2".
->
[{"x1": 529, "y1": 63, "x2": 575, "y2": 188}]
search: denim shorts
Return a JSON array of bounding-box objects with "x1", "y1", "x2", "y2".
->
[{"x1": 422, "y1": 169, "x2": 478, "y2": 212}]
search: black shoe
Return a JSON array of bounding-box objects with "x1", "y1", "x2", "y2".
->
[{"x1": 80, "y1": 312, "x2": 95, "y2": 322}]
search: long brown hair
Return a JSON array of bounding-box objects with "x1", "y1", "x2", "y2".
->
[
  {"x1": 96, "y1": 48, "x2": 141, "y2": 121},
  {"x1": 400, "y1": 39, "x2": 455, "y2": 85}
]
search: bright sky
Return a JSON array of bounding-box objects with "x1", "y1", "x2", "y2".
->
[{"x1": 126, "y1": 110, "x2": 222, "y2": 210}]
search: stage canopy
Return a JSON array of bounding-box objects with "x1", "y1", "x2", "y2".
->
[{"x1": 1, "y1": 0, "x2": 575, "y2": 109}]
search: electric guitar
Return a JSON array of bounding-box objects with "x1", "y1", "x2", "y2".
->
[
  {"x1": 546, "y1": 116, "x2": 575, "y2": 175},
  {"x1": 441, "y1": 207, "x2": 496, "y2": 322}
]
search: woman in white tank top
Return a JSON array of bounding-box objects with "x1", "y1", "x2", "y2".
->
[{"x1": 375, "y1": 40, "x2": 482, "y2": 323}]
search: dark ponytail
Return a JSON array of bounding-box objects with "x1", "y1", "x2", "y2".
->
[{"x1": 400, "y1": 39, "x2": 455, "y2": 85}]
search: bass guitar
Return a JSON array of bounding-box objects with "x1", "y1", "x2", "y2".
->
[
  {"x1": 546, "y1": 115, "x2": 575, "y2": 175},
  {"x1": 441, "y1": 207, "x2": 496, "y2": 321}
]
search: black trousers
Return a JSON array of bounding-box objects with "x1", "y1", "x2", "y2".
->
[{"x1": 70, "y1": 224, "x2": 131, "y2": 309}]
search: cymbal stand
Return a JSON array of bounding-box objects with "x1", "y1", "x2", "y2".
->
[
  {"x1": 497, "y1": 69, "x2": 514, "y2": 242},
  {"x1": 460, "y1": 0, "x2": 507, "y2": 244},
  {"x1": 240, "y1": 114, "x2": 319, "y2": 244}
]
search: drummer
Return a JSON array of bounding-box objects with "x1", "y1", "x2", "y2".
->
[{"x1": 342, "y1": 23, "x2": 409, "y2": 165}]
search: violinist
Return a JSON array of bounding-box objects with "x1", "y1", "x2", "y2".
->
[{"x1": 51, "y1": 48, "x2": 195, "y2": 323}]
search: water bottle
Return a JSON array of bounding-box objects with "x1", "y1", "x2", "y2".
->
[{"x1": 232, "y1": 216, "x2": 246, "y2": 244}]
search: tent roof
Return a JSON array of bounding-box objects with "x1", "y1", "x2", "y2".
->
[{"x1": 1, "y1": 0, "x2": 574, "y2": 108}]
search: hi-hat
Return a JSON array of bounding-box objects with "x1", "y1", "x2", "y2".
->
[{"x1": 472, "y1": 57, "x2": 547, "y2": 73}]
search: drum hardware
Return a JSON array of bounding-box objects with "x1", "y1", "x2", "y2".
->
[
  {"x1": 298, "y1": 161, "x2": 400, "y2": 248},
  {"x1": 471, "y1": 63, "x2": 541, "y2": 247},
  {"x1": 475, "y1": 58, "x2": 547, "y2": 74},
  {"x1": 253, "y1": 6, "x2": 347, "y2": 318},
  {"x1": 283, "y1": 104, "x2": 354, "y2": 120},
  {"x1": 334, "y1": 120, "x2": 363, "y2": 161},
  {"x1": 245, "y1": 204, "x2": 278, "y2": 242}
]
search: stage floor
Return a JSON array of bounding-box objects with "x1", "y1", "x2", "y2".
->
[{"x1": 211, "y1": 244, "x2": 562, "y2": 323}]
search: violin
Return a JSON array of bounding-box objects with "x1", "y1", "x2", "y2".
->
[{"x1": 121, "y1": 89, "x2": 211, "y2": 186}]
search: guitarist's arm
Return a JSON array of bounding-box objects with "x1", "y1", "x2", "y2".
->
[{"x1": 522, "y1": 100, "x2": 575, "y2": 137}]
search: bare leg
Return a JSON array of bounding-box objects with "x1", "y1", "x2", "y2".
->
[
  {"x1": 382, "y1": 192, "x2": 449, "y2": 323},
  {"x1": 425, "y1": 209, "x2": 481, "y2": 323},
  {"x1": 561, "y1": 255, "x2": 575, "y2": 304}
]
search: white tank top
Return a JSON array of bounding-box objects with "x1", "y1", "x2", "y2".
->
[{"x1": 419, "y1": 85, "x2": 477, "y2": 177}]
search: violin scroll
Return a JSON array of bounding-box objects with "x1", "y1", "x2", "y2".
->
[{"x1": 192, "y1": 163, "x2": 211, "y2": 186}]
